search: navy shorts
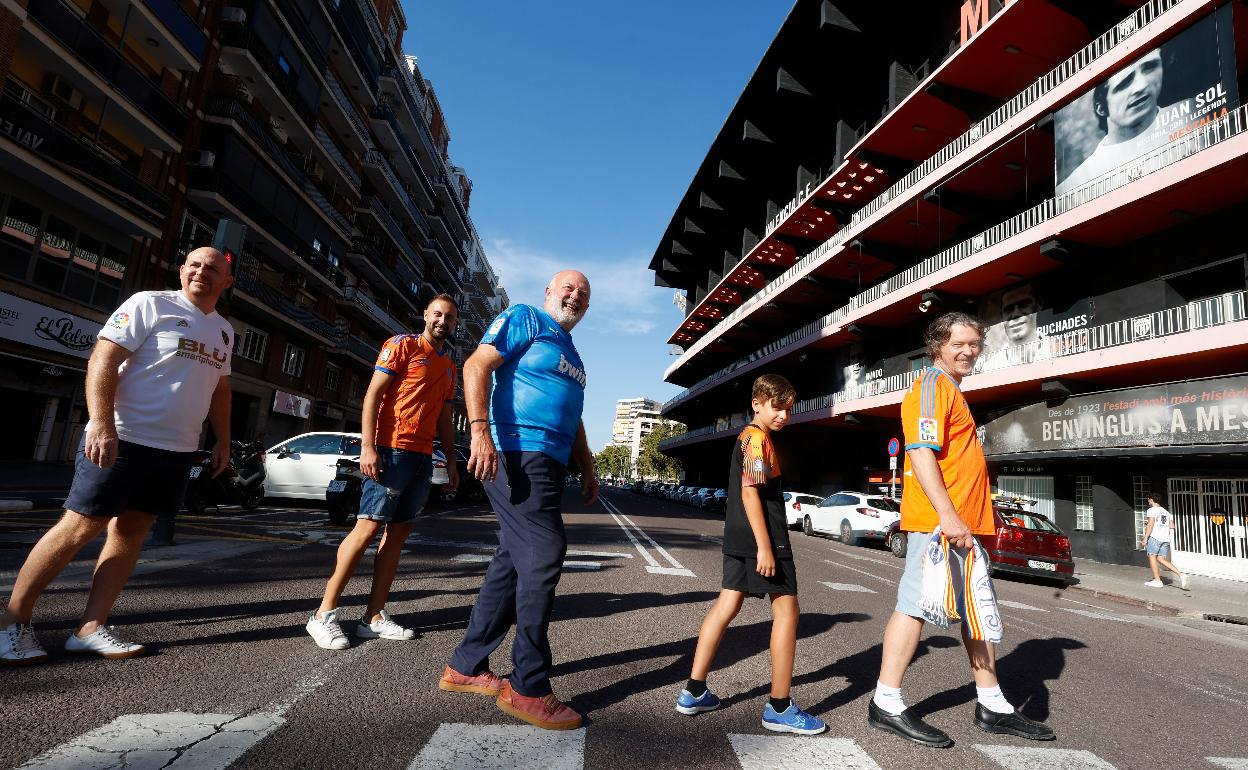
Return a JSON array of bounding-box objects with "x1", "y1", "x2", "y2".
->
[
  {"x1": 64, "y1": 440, "x2": 195, "y2": 518},
  {"x1": 722, "y1": 554, "x2": 798, "y2": 597},
  {"x1": 358, "y1": 447, "x2": 432, "y2": 524}
]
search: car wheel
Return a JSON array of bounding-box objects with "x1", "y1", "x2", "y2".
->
[
  {"x1": 327, "y1": 505, "x2": 350, "y2": 525},
  {"x1": 840, "y1": 520, "x2": 859, "y2": 547},
  {"x1": 803, "y1": 515, "x2": 813, "y2": 536},
  {"x1": 241, "y1": 489, "x2": 264, "y2": 510},
  {"x1": 442, "y1": 489, "x2": 458, "y2": 504},
  {"x1": 889, "y1": 532, "x2": 907, "y2": 559}
]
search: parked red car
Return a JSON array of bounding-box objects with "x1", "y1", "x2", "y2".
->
[{"x1": 886, "y1": 500, "x2": 1075, "y2": 585}]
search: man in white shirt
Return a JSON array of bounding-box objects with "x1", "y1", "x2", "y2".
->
[
  {"x1": 1143, "y1": 493, "x2": 1189, "y2": 590},
  {"x1": 0, "y1": 247, "x2": 234, "y2": 665}
]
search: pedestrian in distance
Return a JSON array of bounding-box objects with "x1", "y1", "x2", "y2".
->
[
  {"x1": 1, "y1": 247, "x2": 235, "y2": 665},
  {"x1": 1142, "y1": 493, "x2": 1189, "y2": 590},
  {"x1": 305, "y1": 294, "x2": 460, "y2": 650},
  {"x1": 869, "y1": 312, "x2": 1055, "y2": 747},
  {"x1": 440, "y1": 270, "x2": 598, "y2": 731},
  {"x1": 675, "y1": 373, "x2": 827, "y2": 735}
]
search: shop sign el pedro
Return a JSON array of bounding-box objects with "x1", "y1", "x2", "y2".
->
[{"x1": 982, "y1": 376, "x2": 1248, "y2": 455}]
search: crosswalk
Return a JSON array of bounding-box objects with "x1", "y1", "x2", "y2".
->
[{"x1": 15, "y1": 714, "x2": 1246, "y2": 770}]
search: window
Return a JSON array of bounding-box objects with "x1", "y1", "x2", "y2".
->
[
  {"x1": 278, "y1": 53, "x2": 293, "y2": 77},
  {"x1": 233, "y1": 324, "x2": 269, "y2": 363},
  {"x1": 324, "y1": 362, "x2": 341, "y2": 391},
  {"x1": 1132, "y1": 476, "x2": 1150, "y2": 549},
  {"x1": 1075, "y1": 475, "x2": 1095, "y2": 531},
  {"x1": 281, "y1": 343, "x2": 306, "y2": 377},
  {"x1": 348, "y1": 374, "x2": 362, "y2": 400},
  {"x1": 282, "y1": 434, "x2": 345, "y2": 455}
]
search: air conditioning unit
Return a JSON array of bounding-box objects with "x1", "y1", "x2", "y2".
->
[
  {"x1": 185, "y1": 150, "x2": 216, "y2": 168},
  {"x1": 43, "y1": 74, "x2": 83, "y2": 110},
  {"x1": 221, "y1": 7, "x2": 247, "y2": 24}
]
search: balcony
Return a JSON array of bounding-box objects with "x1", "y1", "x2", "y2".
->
[
  {"x1": 271, "y1": 0, "x2": 328, "y2": 65},
  {"x1": 234, "y1": 270, "x2": 341, "y2": 344},
  {"x1": 343, "y1": 285, "x2": 406, "y2": 335},
  {"x1": 26, "y1": 0, "x2": 190, "y2": 145},
  {"x1": 219, "y1": 28, "x2": 317, "y2": 129},
  {"x1": 421, "y1": 234, "x2": 461, "y2": 285},
  {"x1": 323, "y1": 0, "x2": 379, "y2": 96},
  {"x1": 344, "y1": 238, "x2": 421, "y2": 315},
  {"x1": 0, "y1": 91, "x2": 166, "y2": 234},
  {"x1": 664, "y1": 103, "x2": 1248, "y2": 411},
  {"x1": 355, "y1": 194, "x2": 426, "y2": 274},
  {"x1": 323, "y1": 69, "x2": 371, "y2": 153},
  {"x1": 362, "y1": 148, "x2": 434, "y2": 238},
  {"x1": 142, "y1": 0, "x2": 207, "y2": 62},
  {"x1": 314, "y1": 123, "x2": 361, "y2": 189},
  {"x1": 346, "y1": 333, "x2": 378, "y2": 364},
  {"x1": 352, "y1": 0, "x2": 389, "y2": 56},
  {"x1": 369, "y1": 103, "x2": 438, "y2": 208}
]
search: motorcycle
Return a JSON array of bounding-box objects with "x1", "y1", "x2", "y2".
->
[
  {"x1": 326, "y1": 457, "x2": 364, "y2": 525},
  {"x1": 183, "y1": 439, "x2": 267, "y2": 513}
]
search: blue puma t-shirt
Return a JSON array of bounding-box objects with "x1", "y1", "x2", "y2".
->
[{"x1": 482, "y1": 304, "x2": 586, "y2": 464}]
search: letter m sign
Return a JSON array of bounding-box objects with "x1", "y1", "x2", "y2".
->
[{"x1": 960, "y1": 0, "x2": 1014, "y2": 47}]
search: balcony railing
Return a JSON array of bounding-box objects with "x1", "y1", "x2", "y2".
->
[
  {"x1": 371, "y1": 103, "x2": 439, "y2": 203},
  {"x1": 219, "y1": 28, "x2": 317, "y2": 128},
  {"x1": 272, "y1": 0, "x2": 328, "y2": 64},
  {"x1": 358, "y1": 194, "x2": 426, "y2": 273},
  {"x1": 353, "y1": 0, "x2": 389, "y2": 55},
  {"x1": 363, "y1": 148, "x2": 432, "y2": 237},
  {"x1": 314, "y1": 123, "x2": 361, "y2": 189},
  {"x1": 324, "y1": 69, "x2": 370, "y2": 147},
  {"x1": 325, "y1": 1, "x2": 378, "y2": 91},
  {"x1": 0, "y1": 92, "x2": 166, "y2": 221},
  {"x1": 346, "y1": 333, "x2": 378, "y2": 362},
  {"x1": 663, "y1": 290, "x2": 1248, "y2": 451},
  {"x1": 380, "y1": 62, "x2": 428, "y2": 132},
  {"x1": 29, "y1": 0, "x2": 190, "y2": 139},
  {"x1": 680, "y1": 0, "x2": 1186, "y2": 355},
  {"x1": 663, "y1": 102, "x2": 1248, "y2": 414},
  {"x1": 234, "y1": 270, "x2": 341, "y2": 341},
  {"x1": 143, "y1": 0, "x2": 207, "y2": 60},
  {"x1": 344, "y1": 285, "x2": 404, "y2": 333}
]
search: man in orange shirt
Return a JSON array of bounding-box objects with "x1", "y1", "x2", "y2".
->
[
  {"x1": 305, "y1": 294, "x2": 460, "y2": 650},
  {"x1": 868, "y1": 312, "x2": 1055, "y2": 747}
]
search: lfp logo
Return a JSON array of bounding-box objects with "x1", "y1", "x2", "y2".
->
[{"x1": 110, "y1": 311, "x2": 130, "y2": 328}]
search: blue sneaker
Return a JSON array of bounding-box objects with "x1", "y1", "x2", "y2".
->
[
  {"x1": 675, "y1": 688, "x2": 721, "y2": 715},
  {"x1": 762, "y1": 701, "x2": 827, "y2": 735}
]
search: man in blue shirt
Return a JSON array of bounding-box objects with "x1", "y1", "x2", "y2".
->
[{"x1": 439, "y1": 270, "x2": 598, "y2": 731}]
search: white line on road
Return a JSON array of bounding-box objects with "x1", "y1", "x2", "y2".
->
[
  {"x1": 565, "y1": 549, "x2": 633, "y2": 559},
  {"x1": 825, "y1": 547, "x2": 904, "y2": 570},
  {"x1": 600, "y1": 495, "x2": 695, "y2": 578},
  {"x1": 998, "y1": 600, "x2": 1049, "y2": 612},
  {"x1": 729, "y1": 733, "x2": 882, "y2": 770},
  {"x1": 1208, "y1": 758, "x2": 1248, "y2": 769},
  {"x1": 1062, "y1": 608, "x2": 1134, "y2": 623},
  {"x1": 821, "y1": 581, "x2": 877, "y2": 594},
  {"x1": 449, "y1": 554, "x2": 602, "y2": 571},
  {"x1": 823, "y1": 559, "x2": 899, "y2": 586},
  {"x1": 408, "y1": 724, "x2": 585, "y2": 770},
  {"x1": 974, "y1": 745, "x2": 1118, "y2": 769}
]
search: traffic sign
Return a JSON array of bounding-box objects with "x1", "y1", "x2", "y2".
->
[
  {"x1": 887, "y1": 437, "x2": 900, "y2": 457},
  {"x1": 889, "y1": 456, "x2": 898, "y2": 470}
]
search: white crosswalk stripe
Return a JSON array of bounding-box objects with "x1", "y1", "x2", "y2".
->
[
  {"x1": 820, "y1": 581, "x2": 877, "y2": 593},
  {"x1": 1062, "y1": 608, "x2": 1134, "y2": 623},
  {"x1": 1208, "y1": 759, "x2": 1248, "y2": 769},
  {"x1": 728, "y1": 733, "x2": 882, "y2": 770},
  {"x1": 974, "y1": 745, "x2": 1118, "y2": 769},
  {"x1": 407, "y1": 724, "x2": 585, "y2": 770},
  {"x1": 449, "y1": 553, "x2": 602, "y2": 571},
  {"x1": 998, "y1": 600, "x2": 1049, "y2": 612}
]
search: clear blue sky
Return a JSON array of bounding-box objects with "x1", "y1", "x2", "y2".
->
[{"x1": 404, "y1": 1, "x2": 788, "y2": 449}]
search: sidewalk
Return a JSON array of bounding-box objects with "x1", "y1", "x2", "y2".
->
[
  {"x1": 0, "y1": 460, "x2": 73, "y2": 492},
  {"x1": 1069, "y1": 557, "x2": 1248, "y2": 621}
]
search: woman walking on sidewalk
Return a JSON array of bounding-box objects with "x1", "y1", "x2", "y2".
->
[{"x1": 1142, "y1": 494, "x2": 1189, "y2": 590}]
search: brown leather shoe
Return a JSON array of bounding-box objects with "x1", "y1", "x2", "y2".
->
[
  {"x1": 438, "y1": 665, "x2": 506, "y2": 696},
  {"x1": 495, "y1": 681, "x2": 583, "y2": 730}
]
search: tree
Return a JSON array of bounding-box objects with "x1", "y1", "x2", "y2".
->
[
  {"x1": 594, "y1": 444, "x2": 632, "y2": 480},
  {"x1": 636, "y1": 422, "x2": 686, "y2": 481}
]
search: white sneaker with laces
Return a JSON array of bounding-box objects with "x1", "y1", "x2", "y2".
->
[
  {"x1": 356, "y1": 609, "x2": 416, "y2": 640},
  {"x1": 306, "y1": 609, "x2": 349, "y2": 650},
  {"x1": 1180, "y1": 574, "x2": 1190, "y2": 590},
  {"x1": 1144, "y1": 579, "x2": 1164, "y2": 588},
  {"x1": 1, "y1": 622, "x2": 49, "y2": 665},
  {"x1": 65, "y1": 626, "x2": 145, "y2": 659}
]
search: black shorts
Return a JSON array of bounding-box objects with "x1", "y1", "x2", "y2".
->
[
  {"x1": 63, "y1": 440, "x2": 195, "y2": 519},
  {"x1": 722, "y1": 554, "x2": 798, "y2": 597}
]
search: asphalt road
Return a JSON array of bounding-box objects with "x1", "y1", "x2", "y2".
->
[{"x1": 2, "y1": 489, "x2": 1247, "y2": 770}]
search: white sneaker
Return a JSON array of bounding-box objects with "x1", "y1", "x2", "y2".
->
[
  {"x1": 1, "y1": 622, "x2": 49, "y2": 665},
  {"x1": 1180, "y1": 574, "x2": 1190, "y2": 590},
  {"x1": 306, "y1": 609, "x2": 349, "y2": 650},
  {"x1": 1144, "y1": 579, "x2": 1164, "y2": 588},
  {"x1": 355, "y1": 609, "x2": 416, "y2": 640},
  {"x1": 65, "y1": 626, "x2": 145, "y2": 659}
]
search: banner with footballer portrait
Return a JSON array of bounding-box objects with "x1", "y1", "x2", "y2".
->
[{"x1": 1054, "y1": 6, "x2": 1239, "y2": 196}]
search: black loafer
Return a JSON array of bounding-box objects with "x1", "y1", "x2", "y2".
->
[
  {"x1": 868, "y1": 701, "x2": 953, "y2": 748},
  {"x1": 974, "y1": 704, "x2": 1056, "y2": 740}
]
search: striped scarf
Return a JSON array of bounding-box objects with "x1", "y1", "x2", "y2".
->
[{"x1": 917, "y1": 528, "x2": 1003, "y2": 643}]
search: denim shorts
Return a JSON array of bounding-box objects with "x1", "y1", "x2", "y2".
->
[
  {"x1": 357, "y1": 447, "x2": 432, "y2": 524},
  {"x1": 63, "y1": 440, "x2": 195, "y2": 518},
  {"x1": 895, "y1": 531, "x2": 983, "y2": 621},
  {"x1": 1145, "y1": 537, "x2": 1172, "y2": 556}
]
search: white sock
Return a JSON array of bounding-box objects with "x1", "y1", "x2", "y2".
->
[
  {"x1": 873, "y1": 682, "x2": 906, "y2": 716},
  {"x1": 976, "y1": 685, "x2": 1014, "y2": 714}
]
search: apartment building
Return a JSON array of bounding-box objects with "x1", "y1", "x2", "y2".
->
[
  {"x1": 0, "y1": 0, "x2": 507, "y2": 460},
  {"x1": 649, "y1": 0, "x2": 1248, "y2": 580},
  {"x1": 610, "y1": 397, "x2": 675, "y2": 466}
]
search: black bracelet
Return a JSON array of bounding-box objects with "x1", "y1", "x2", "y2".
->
[{"x1": 470, "y1": 418, "x2": 489, "y2": 425}]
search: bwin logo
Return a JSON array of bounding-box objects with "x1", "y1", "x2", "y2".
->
[{"x1": 557, "y1": 354, "x2": 586, "y2": 387}]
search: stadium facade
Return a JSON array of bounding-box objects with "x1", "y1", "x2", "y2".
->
[{"x1": 649, "y1": 0, "x2": 1248, "y2": 580}]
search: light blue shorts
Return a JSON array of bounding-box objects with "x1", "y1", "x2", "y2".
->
[
  {"x1": 357, "y1": 447, "x2": 432, "y2": 524},
  {"x1": 895, "y1": 531, "x2": 979, "y2": 621},
  {"x1": 1145, "y1": 537, "x2": 1171, "y2": 557}
]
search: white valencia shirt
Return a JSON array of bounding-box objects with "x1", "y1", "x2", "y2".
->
[{"x1": 96, "y1": 290, "x2": 234, "y2": 452}]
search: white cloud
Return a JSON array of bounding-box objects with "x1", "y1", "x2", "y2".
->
[{"x1": 486, "y1": 237, "x2": 668, "y2": 335}]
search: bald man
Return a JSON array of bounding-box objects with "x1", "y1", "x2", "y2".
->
[
  {"x1": 440, "y1": 270, "x2": 598, "y2": 730},
  {"x1": 1, "y1": 247, "x2": 235, "y2": 665}
]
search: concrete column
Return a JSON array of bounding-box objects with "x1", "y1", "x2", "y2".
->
[{"x1": 33, "y1": 396, "x2": 59, "y2": 462}]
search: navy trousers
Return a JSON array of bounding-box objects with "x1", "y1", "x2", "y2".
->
[{"x1": 450, "y1": 451, "x2": 567, "y2": 697}]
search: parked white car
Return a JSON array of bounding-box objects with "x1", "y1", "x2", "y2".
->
[
  {"x1": 783, "y1": 492, "x2": 825, "y2": 530},
  {"x1": 804, "y1": 492, "x2": 901, "y2": 545},
  {"x1": 264, "y1": 432, "x2": 362, "y2": 499}
]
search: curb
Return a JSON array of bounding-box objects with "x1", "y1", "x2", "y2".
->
[
  {"x1": 0, "y1": 499, "x2": 34, "y2": 512},
  {"x1": 1066, "y1": 583, "x2": 1183, "y2": 616}
]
